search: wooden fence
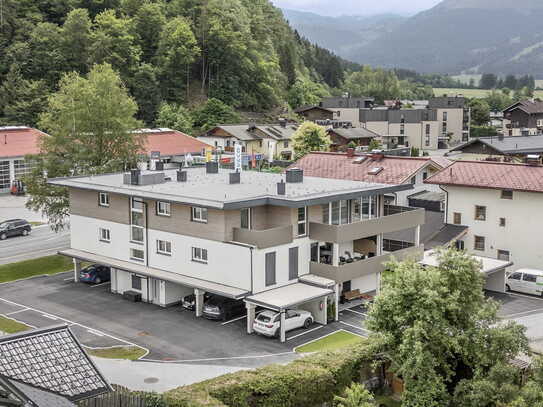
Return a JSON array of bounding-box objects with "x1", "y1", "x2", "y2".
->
[{"x1": 78, "y1": 385, "x2": 157, "y2": 407}]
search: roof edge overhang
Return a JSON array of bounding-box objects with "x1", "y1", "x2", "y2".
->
[{"x1": 244, "y1": 285, "x2": 334, "y2": 311}]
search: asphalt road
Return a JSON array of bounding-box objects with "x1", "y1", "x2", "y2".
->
[{"x1": 0, "y1": 226, "x2": 70, "y2": 265}]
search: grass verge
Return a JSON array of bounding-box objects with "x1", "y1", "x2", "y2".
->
[
  {"x1": 86, "y1": 346, "x2": 147, "y2": 360},
  {"x1": 433, "y1": 87, "x2": 543, "y2": 99},
  {"x1": 0, "y1": 315, "x2": 31, "y2": 334},
  {"x1": 295, "y1": 330, "x2": 364, "y2": 353},
  {"x1": 375, "y1": 396, "x2": 402, "y2": 406},
  {"x1": 0, "y1": 255, "x2": 73, "y2": 283},
  {"x1": 29, "y1": 221, "x2": 45, "y2": 226}
]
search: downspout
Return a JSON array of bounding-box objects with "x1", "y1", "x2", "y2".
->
[
  {"x1": 144, "y1": 201, "x2": 150, "y2": 302},
  {"x1": 249, "y1": 246, "x2": 254, "y2": 294},
  {"x1": 439, "y1": 185, "x2": 449, "y2": 224}
]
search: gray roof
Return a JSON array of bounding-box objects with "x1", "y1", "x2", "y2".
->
[
  {"x1": 320, "y1": 97, "x2": 374, "y2": 108},
  {"x1": 428, "y1": 96, "x2": 466, "y2": 109},
  {"x1": 449, "y1": 135, "x2": 543, "y2": 154},
  {"x1": 0, "y1": 377, "x2": 77, "y2": 407},
  {"x1": 0, "y1": 325, "x2": 110, "y2": 402},
  {"x1": 504, "y1": 100, "x2": 543, "y2": 114},
  {"x1": 294, "y1": 105, "x2": 333, "y2": 114},
  {"x1": 245, "y1": 282, "x2": 333, "y2": 311},
  {"x1": 425, "y1": 224, "x2": 469, "y2": 250},
  {"x1": 329, "y1": 127, "x2": 381, "y2": 139},
  {"x1": 208, "y1": 124, "x2": 298, "y2": 141},
  {"x1": 48, "y1": 167, "x2": 412, "y2": 210},
  {"x1": 360, "y1": 109, "x2": 437, "y2": 124},
  {"x1": 407, "y1": 190, "x2": 446, "y2": 202},
  {"x1": 385, "y1": 210, "x2": 444, "y2": 245}
]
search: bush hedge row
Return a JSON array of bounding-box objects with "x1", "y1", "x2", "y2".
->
[{"x1": 164, "y1": 340, "x2": 377, "y2": 407}]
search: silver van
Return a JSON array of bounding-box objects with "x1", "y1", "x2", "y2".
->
[{"x1": 506, "y1": 269, "x2": 543, "y2": 296}]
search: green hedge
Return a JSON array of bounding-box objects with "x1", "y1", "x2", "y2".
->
[
  {"x1": 165, "y1": 341, "x2": 377, "y2": 407},
  {"x1": 470, "y1": 125, "x2": 498, "y2": 138}
]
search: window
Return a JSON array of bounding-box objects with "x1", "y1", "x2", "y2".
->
[
  {"x1": 131, "y1": 275, "x2": 142, "y2": 290},
  {"x1": 322, "y1": 203, "x2": 329, "y2": 224},
  {"x1": 157, "y1": 201, "x2": 171, "y2": 216},
  {"x1": 131, "y1": 197, "x2": 145, "y2": 243},
  {"x1": 99, "y1": 228, "x2": 110, "y2": 242},
  {"x1": 400, "y1": 124, "x2": 405, "y2": 135},
  {"x1": 192, "y1": 247, "x2": 208, "y2": 263},
  {"x1": 501, "y1": 190, "x2": 513, "y2": 200},
  {"x1": 99, "y1": 192, "x2": 110, "y2": 207},
  {"x1": 241, "y1": 208, "x2": 251, "y2": 230},
  {"x1": 297, "y1": 207, "x2": 307, "y2": 236},
  {"x1": 499, "y1": 217, "x2": 506, "y2": 227},
  {"x1": 0, "y1": 161, "x2": 9, "y2": 190},
  {"x1": 191, "y1": 207, "x2": 208, "y2": 223},
  {"x1": 509, "y1": 272, "x2": 521, "y2": 280},
  {"x1": 497, "y1": 250, "x2": 510, "y2": 261},
  {"x1": 523, "y1": 273, "x2": 537, "y2": 283},
  {"x1": 157, "y1": 239, "x2": 172, "y2": 255},
  {"x1": 425, "y1": 124, "x2": 431, "y2": 146},
  {"x1": 410, "y1": 176, "x2": 416, "y2": 185},
  {"x1": 475, "y1": 205, "x2": 486, "y2": 221},
  {"x1": 283, "y1": 141, "x2": 289, "y2": 148},
  {"x1": 474, "y1": 236, "x2": 485, "y2": 251},
  {"x1": 289, "y1": 247, "x2": 298, "y2": 280},
  {"x1": 423, "y1": 172, "x2": 428, "y2": 180},
  {"x1": 130, "y1": 248, "x2": 144, "y2": 261},
  {"x1": 443, "y1": 111, "x2": 448, "y2": 121},
  {"x1": 265, "y1": 252, "x2": 276, "y2": 286},
  {"x1": 453, "y1": 212, "x2": 462, "y2": 225},
  {"x1": 455, "y1": 240, "x2": 465, "y2": 250}
]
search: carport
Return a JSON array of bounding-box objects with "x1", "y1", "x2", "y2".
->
[
  {"x1": 59, "y1": 249, "x2": 249, "y2": 314},
  {"x1": 245, "y1": 278, "x2": 337, "y2": 342},
  {"x1": 420, "y1": 250, "x2": 512, "y2": 293}
]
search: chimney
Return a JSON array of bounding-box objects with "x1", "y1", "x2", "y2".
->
[
  {"x1": 278, "y1": 118, "x2": 287, "y2": 128},
  {"x1": 371, "y1": 151, "x2": 384, "y2": 161},
  {"x1": 229, "y1": 171, "x2": 240, "y2": 184},
  {"x1": 177, "y1": 170, "x2": 187, "y2": 182},
  {"x1": 277, "y1": 180, "x2": 286, "y2": 195},
  {"x1": 206, "y1": 161, "x2": 218, "y2": 174},
  {"x1": 155, "y1": 161, "x2": 164, "y2": 171},
  {"x1": 285, "y1": 168, "x2": 303, "y2": 183},
  {"x1": 346, "y1": 148, "x2": 355, "y2": 158},
  {"x1": 130, "y1": 169, "x2": 140, "y2": 185},
  {"x1": 248, "y1": 122, "x2": 257, "y2": 131}
]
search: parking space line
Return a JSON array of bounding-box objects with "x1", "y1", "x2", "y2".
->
[
  {"x1": 87, "y1": 329, "x2": 105, "y2": 337},
  {"x1": 5, "y1": 308, "x2": 29, "y2": 316},
  {"x1": 286, "y1": 325, "x2": 323, "y2": 341},
  {"x1": 64, "y1": 277, "x2": 74, "y2": 281},
  {"x1": 339, "y1": 320, "x2": 370, "y2": 334},
  {"x1": 502, "y1": 308, "x2": 543, "y2": 319},
  {"x1": 42, "y1": 314, "x2": 58, "y2": 320},
  {"x1": 221, "y1": 315, "x2": 247, "y2": 325},
  {"x1": 90, "y1": 282, "x2": 111, "y2": 288},
  {"x1": 344, "y1": 308, "x2": 367, "y2": 317}
]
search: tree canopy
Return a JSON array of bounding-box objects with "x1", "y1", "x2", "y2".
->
[{"x1": 291, "y1": 122, "x2": 331, "y2": 159}]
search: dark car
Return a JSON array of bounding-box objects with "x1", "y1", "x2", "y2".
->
[
  {"x1": 79, "y1": 264, "x2": 111, "y2": 284},
  {"x1": 0, "y1": 219, "x2": 31, "y2": 240},
  {"x1": 181, "y1": 293, "x2": 211, "y2": 311},
  {"x1": 202, "y1": 295, "x2": 246, "y2": 321}
]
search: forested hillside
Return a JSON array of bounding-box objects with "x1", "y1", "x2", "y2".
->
[{"x1": 0, "y1": 0, "x2": 356, "y2": 127}]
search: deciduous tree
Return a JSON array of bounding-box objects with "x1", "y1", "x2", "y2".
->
[{"x1": 291, "y1": 121, "x2": 330, "y2": 159}]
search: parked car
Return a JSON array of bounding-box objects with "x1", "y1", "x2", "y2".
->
[
  {"x1": 506, "y1": 269, "x2": 543, "y2": 296},
  {"x1": 181, "y1": 293, "x2": 211, "y2": 311},
  {"x1": 79, "y1": 264, "x2": 111, "y2": 284},
  {"x1": 0, "y1": 219, "x2": 31, "y2": 240},
  {"x1": 253, "y1": 309, "x2": 313, "y2": 338},
  {"x1": 202, "y1": 295, "x2": 246, "y2": 321}
]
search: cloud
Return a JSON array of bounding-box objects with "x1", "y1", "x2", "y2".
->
[{"x1": 272, "y1": 0, "x2": 442, "y2": 16}]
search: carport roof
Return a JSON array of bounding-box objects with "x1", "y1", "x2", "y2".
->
[
  {"x1": 245, "y1": 283, "x2": 333, "y2": 311},
  {"x1": 420, "y1": 250, "x2": 512, "y2": 275},
  {"x1": 60, "y1": 249, "x2": 249, "y2": 299}
]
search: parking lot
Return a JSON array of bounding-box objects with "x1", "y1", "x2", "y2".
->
[{"x1": 0, "y1": 272, "x2": 368, "y2": 364}]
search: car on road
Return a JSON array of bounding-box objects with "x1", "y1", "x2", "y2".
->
[
  {"x1": 0, "y1": 219, "x2": 31, "y2": 240},
  {"x1": 202, "y1": 295, "x2": 246, "y2": 321},
  {"x1": 506, "y1": 269, "x2": 543, "y2": 296},
  {"x1": 79, "y1": 264, "x2": 111, "y2": 284},
  {"x1": 253, "y1": 309, "x2": 313, "y2": 338}
]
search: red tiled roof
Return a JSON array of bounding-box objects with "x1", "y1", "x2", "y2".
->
[
  {"x1": 292, "y1": 152, "x2": 443, "y2": 185},
  {"x1": 425, "y1": 160, "x2": 543, "y2": 193},
  {"x1": 141, "y1": 130, "x2": 211, "y2": 156},
  {"x1": 0, "y1": 127, "x2": 45, "y2": 158}
]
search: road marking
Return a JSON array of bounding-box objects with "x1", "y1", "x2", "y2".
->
[
  {"x1": 502, "y1": 308, "x2": 543, "y2": 319},
  {"x1": 5, "y1": 308, "x2": 29, "y2": 316},
  {"x1": 221, "y1": 315, "x2": 247, "y2": 325},
  {"x1": 42, "y1": 314, "x2": 58, "y2": 320},
  {"x1": 0, "y1": 247, "x2": 68, "y2": 262},
  {"x1": 140, "y1": 351, "x2": 296, "y2": 364},
  {"x1": 344, "y1": 308, "x2": 367, "y2": 317},
  {"x1": 286, "y1": 325, "x2": 323, "y2": 341},
  {"x1": 87, "y1": 330, "x2": 105, "y2": 337},
  {"x1": 339, "y1": 320, "x2": 370, "y2": 334},
  {"x1": 64, "y1": 277, "x2": 74, "y2": 281},
  {"x1": 90, "y1": 282, "x2": 111, "y2": 288}
]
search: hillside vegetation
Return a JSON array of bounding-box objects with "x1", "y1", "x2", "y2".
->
[{"x1": 0, "y1": 0, "x2": 355, "y2": 127}]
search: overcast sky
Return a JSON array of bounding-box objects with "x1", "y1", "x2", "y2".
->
[{"x1": 272, "y1": 0, "x2": 443, "y2": 16}]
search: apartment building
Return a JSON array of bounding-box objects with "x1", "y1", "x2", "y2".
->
[
  {"x1": 425, "y1": 160, "x2": 543, "y2": 272},
  {"x1": 428, "y1": 96, "x2": 470, "y2": 145},
  {"x1": 503, "y1": 100, "x2": 543, "y2": 137},
  {"x1": 50, "y1": 165, "x2": 425, "y2": 341}
]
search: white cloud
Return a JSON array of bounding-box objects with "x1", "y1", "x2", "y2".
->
[{"x1": 272, "y1": 0, "x2": 443, "y2": 16}]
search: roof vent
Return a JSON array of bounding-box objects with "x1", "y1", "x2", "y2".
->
[
  {"x1": 286, "y1": 168, "x2": 303, "y2": 183},
  {"x1": 206, "y1": 161, "x2": 218, "y2": 174},
  {"x1": 353, "y1": 156, "x2": 368, "y2": 164},
  {"x1": 130, "y1": 169, "x2": 140, "y2": 185},
  {"x1": 177, "y1": 170, "x2": 187, "y2": 182},
  {"x1": 277, "y1": 180, "x2": 286, "y2": 195},
  {"x1": 124, "y1": 169, "x2": 165, "y2": 186},
  {"x1": 367, "y1": 167, "x2": 384, "y2": 175},
  {"x1": 526, "y1": 154, "x2": 541, "y2": 166},
  {"x1": 155, "y1": 161, "x2": 164, "y2": 171},
  {"x1": 346, "y1": 148, "x2": 355, "y2": 158},
  {"x1": 229, "y1": 171, "x2": 240, "y2": 184}
]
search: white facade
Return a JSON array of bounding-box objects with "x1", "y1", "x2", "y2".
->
[{"x1": 445, "y1": 185, "x2": 543, "y2": 271}]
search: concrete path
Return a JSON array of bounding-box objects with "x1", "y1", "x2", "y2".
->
[{"x1": 0, "y1": 195, "x2": 46, "y2": 223}]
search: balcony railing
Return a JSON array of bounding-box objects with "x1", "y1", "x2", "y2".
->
[
  {"x1": 233, "y1": 225, "x2": 293, "y2": 249},
  {"x1": 309, "y1": 205, "x2": 425, "y2": 243},
  {"x1": 310, "y1": 246, "x2": 424, "y2": 283}
]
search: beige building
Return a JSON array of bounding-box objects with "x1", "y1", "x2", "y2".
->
[{"x1": 428, "y1": 96, "x2": 470, "y2": 145}]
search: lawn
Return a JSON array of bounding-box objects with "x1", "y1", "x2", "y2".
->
[
  {"x1": 375, "y1": 396, "x2": 402, "y2": 406},
  {"x1": 434, "y1": 87, "x2": 543, "y2": 99},
  {"x1": 295, "y1": 330, "x2": 364, "y2": 353},
  {"x1": 0, "y1": 255, "x2": 73, "y2": 283},
  {"x1": 86, "y1": 346, "x2": 147, "y2": 360},
  {"x1": 0, "y1": 315, "x2": 31, "y2": 334}
]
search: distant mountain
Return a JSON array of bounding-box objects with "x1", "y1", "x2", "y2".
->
[
  {"x1": 286, "y1": 1, "x2": 543, "y2": 76},
  {"x1": 281, "y1": 9, "x2": 406, "y2": 63}
]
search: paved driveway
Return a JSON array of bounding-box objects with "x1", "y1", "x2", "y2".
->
[{"x1": 0, "y1": 273, "x2": 368, "y2": 365}]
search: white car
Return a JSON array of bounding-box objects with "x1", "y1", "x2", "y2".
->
[{"x1": 253, "y1": 309, "x2": 313, "y2": 338}]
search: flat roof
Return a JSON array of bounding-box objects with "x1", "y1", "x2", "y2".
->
[
  {"x1": 48, "y1": 167, "x2": 411, "y2": 210},
  {"x1": 60, "y1": 249, "x2": 249, "y2": 299},
  {"x1": 421, "y1": 250, "x2": 512, "y2": 275},
  {"x1": 245, "y1": 282, "x2": 333, "y2": 311}
]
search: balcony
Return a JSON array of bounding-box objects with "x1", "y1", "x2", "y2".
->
[
  {"x1": 309, "y1": 205, "x2": 425, "y2": 243},
  {"x1": 310, "y1": 246, "x2": 424, "y2": 283},
  {"x1": 233, "y1": 225, "x2": 293, "y2": 249}
]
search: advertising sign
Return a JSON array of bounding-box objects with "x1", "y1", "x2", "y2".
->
[{"x1": 234, "y1": 144, "x2": 242, "y2": 172}]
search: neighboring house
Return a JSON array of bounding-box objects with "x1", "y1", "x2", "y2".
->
[
  {"x1": 0, "y1": 126, "x2": 45, "y2": 193},
  {"x1": 199, "y1": 122, "x2": 297, "y2": 160},
  {"x1": 50, "y1": 166, "x2": 424, "y2": 342},
  {"x1": 294, "y1": 105, "x2": 334, "y2": 122},
  {"x1": 447, "y1": 135, "x2": 543, "y2": 162},
  {"x1": 425, "y1": 160, "x2": 543, "y2": 272},
  {"x1": 0, "y1": 325, "x2": 111, "y2": 406},
  {"x1": 320, "y1": 96, "x2": 374, "y2": 109},
  {"x1": 503, "y1": 100, "x2": 543, "y2": 137},
  {"x1": 327, "y1": 127, "x2": 381, "y2": 150},
  {"x1": 359, "y1": 109, "x2": 441, "y2": 150},
  {"x1": 428, "y1": 96, "x2": 470, "y2": 145}
]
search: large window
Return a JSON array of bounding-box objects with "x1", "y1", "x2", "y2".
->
[
  {"x1": 474, "y1": 236, "x2": 485, "y2": 251},
  {"x1": 453, "y1": 212, "x2": 462, "y2": 225},
  {"x1": 191, "y1": 207, "x2": 208, "y2": 223},
  {"x1": 475, "y1": 205, "x2": 486, "y2": 221},
  {"x1": 13, "y1": 159, "x2": 35, "y2": 179},
  {"x1": 131, "y1": 197, "x2": 144, "y2": 243},
  {"x1": 157, "y1": 201, "x2": 171, "y2": 216},
  {"x1": 157, "y1": 239, "x2": 172, "y2": 255},
  {"x1": 0, "y1": 161, "x2": 9, "y2": 190},
  {"x1": 99, "y1": 192, "x2": 109, "y2": 207},
  {"x1": 425, "y1": 124, "x2": 431, "y2": 147},
  {"x1": 241, "y1": 208, "x2": 252, "y2": 230},
  {"x1": 99, "y1": 228, "x2": 110, "y2": 242},
  {"x1": 130, "y1": 248, "x2": 144, "y2": 261},
  {"x1": 265, "y1": 252, "x2": 276, "y2": 287},
  {"x1": 131, "y1": 275, "x2": 142, "y2": 290},
  {"x1": 297, "y1": 207, "x2": 307, "y2": 236},
  {"x1": 497, "y1": 249, "x2": 510, "y2": 261},
  {"x1": 192, "y1": 247, "x2": 208, "y2": 263},
  {"x1": 289, "y1": 247, "x2": 298, "y2": 280}
]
